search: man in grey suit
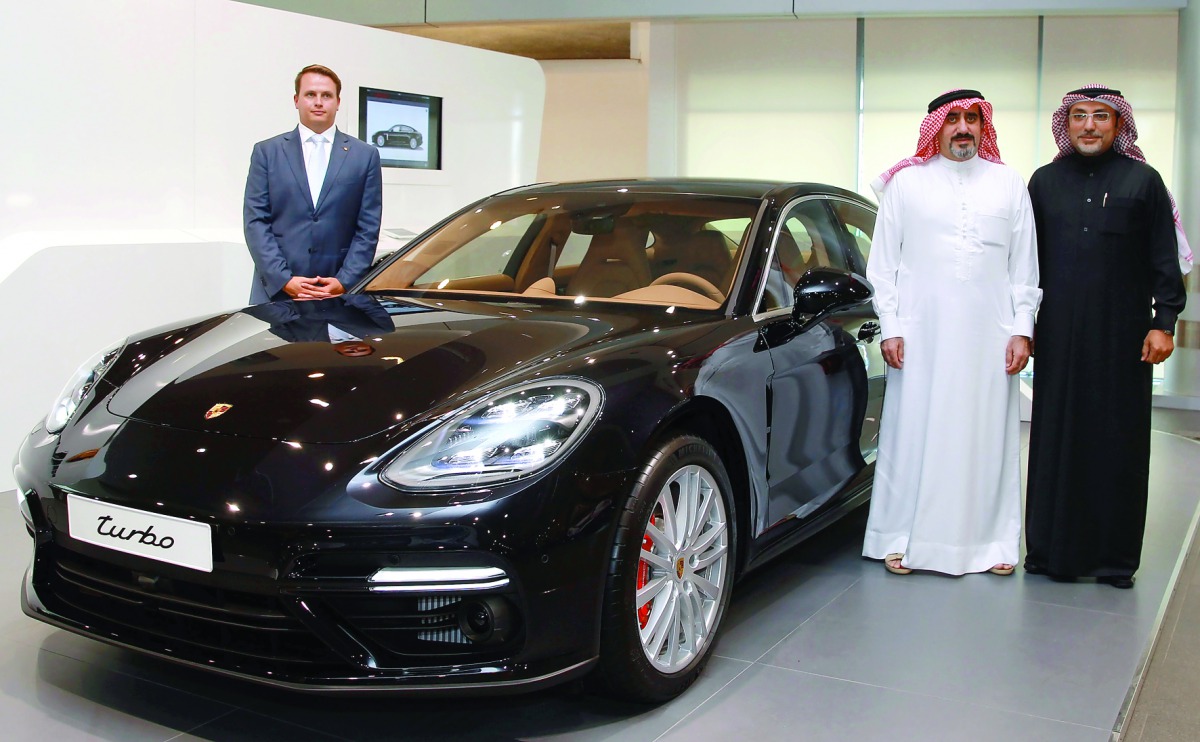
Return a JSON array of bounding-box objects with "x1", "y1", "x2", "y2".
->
[{"x1": 244, "y1": 64, "x2": 383, "y2": 304}]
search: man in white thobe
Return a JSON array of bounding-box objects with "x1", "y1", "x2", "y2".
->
[{"x1": 862, "y1": 89, "x2": 1042, "y2": 576}]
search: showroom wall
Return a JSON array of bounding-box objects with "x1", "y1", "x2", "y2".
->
[
  {"x1": 536, "y1": 14, "x2": 1178, "y2": 195},
  {"x1": 1, "y1": 0, "x2": 544, "y2": 246},
  {"x1": 528, "y1": 11, "x2": 1183, "y2": 411},
  {"x1": 673, "y1": 20, "x2": 861, "y2": 187},
  {"x1": 0, "y1": 0, "x2": 545, "y2": 491},
  {"x1": 537, "y1": 59, "x2": 648, "y2": 182}
]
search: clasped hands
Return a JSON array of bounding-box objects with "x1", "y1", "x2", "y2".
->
[{"x1": 283, "y1": 275, "x2": 345, "y2": 301}]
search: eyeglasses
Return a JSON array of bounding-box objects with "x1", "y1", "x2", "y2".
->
[{"x1": 1070, "y1": 111, "x2": 1114, "y2": 124}]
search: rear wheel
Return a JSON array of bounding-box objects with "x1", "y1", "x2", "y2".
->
[
  {"x1": 409, "y1": 138, "x2": 420, "y2": 149},
  {"x1": 592, "y1": 435, "x2": 735, "y2": 702}
]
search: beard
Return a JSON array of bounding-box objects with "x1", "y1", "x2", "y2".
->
[
  {"x1": 1073, "y1": 135, "x2": 1106, "y2": 156},
  {"x1": 948, "y1": 138, "x2": 977, "y2": 160}
]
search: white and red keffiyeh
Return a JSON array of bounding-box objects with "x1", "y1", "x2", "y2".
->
[
  {"x1": 871, "y1": 89, "x2": 1003, "y2": 197},
  {"x1": 1052, "y1": 84, "x2": 1192, "y2": 274}
]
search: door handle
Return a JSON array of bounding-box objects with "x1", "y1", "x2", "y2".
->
[{"x1": 857, "y1": 321, "x2": 881, "y2": 343}]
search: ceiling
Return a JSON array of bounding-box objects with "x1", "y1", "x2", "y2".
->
[
  {"x1": 381, "y1": 21, "x2": 631, "y2": 60},
  {"x1": 234, "y1": 1, "x2": 1187, "y2": 61}
]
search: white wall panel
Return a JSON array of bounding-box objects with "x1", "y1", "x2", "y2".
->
[
  {"x1": 538, "y1": 60, "x2": 648, "y2": 181},
  {"x1": 428, "y1": 0, "x2": 796, "y2": 23},
  {"x1": 2, "y1": 0, "x2": 544, "y2": 248},
  {"x1": 797, "y1": 0, "x2": 1182, "y2": 12},
  {"x1": 235, "y1": 0, "x2": 426, "y2": 25},
  {"x1": 422, "y1": 0, "x2": 1182, "y2": 24},
  {"x1": 4, "y1": 1, "x2": 197, "y2": 237},
  {"x1": 674, "y1": 20, "x2": 859, "y2": 186}
]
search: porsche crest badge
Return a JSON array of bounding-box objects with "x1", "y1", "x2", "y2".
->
[{"x1": 205, "y1": 403, "x2": 233, "y2": 420}]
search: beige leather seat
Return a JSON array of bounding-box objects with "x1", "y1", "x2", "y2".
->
[
  {"x1": 522, "y1": 276, "x2": 558, "y2": 297},
  {"x1": 565, "y1": 223, "x2": 652, "y2": 297},
  {"x1": 679, "y1": 230, "x2": 734, "y2": 290}
]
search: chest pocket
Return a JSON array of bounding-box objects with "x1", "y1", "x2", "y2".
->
[
  {"x1": 1101, "y1": 197, "x2": 1140, "y2": 235},
  {"x1": 977, "y1": 210, "x2": 1010, "y2": 248}
]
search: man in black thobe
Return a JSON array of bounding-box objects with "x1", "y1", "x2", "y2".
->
[{"x1": 1024, "y1": 85, "x2": 1189, "y2": 588}]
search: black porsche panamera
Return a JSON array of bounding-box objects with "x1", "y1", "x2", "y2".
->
[
  {"x1": 372, "y1": 124, "x2": 423, "y2": 149},
  {"x1": 15, "y1": 179, "x2": 884, "y2": 701}
]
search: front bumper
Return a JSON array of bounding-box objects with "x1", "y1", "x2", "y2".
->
[
  {"x1": 20, "y1": 511, "x2": 609, "y2": 694},
  {"x1": 15, "y1": 425, "x2": 634, "y2": 694},
  {"x1": 22, "y1": 565, "x2": 597, "y2": 695}
]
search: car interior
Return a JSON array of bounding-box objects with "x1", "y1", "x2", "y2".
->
[{"x1": 365, "y1": 197, "x2": 757, "y2": 310}]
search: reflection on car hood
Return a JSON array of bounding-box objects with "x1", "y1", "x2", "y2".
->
[{"x1": 105, "y1": 295, "x2": 690, "y2": 444}]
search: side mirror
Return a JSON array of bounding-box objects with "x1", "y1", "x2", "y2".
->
[{"x1": 791, "y1": 268, "x2": 874, "y2": 328}]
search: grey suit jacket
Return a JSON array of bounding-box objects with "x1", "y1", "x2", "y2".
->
[{"x1": 243, "y1": 127, "x2": 383, "y2": 304}]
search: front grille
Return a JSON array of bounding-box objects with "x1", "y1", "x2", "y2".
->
[
  {"x1": 323, "y1": 591, "x2": 520, "y2": 659},
  {"x1": 419, "y1": 596, "x2": 470, "y2": 645},
  {"x1": 35, "y1": 543, "x2": 525, "y2": 675},
  {"x1": 44, "y1": 552, "x2": 340, "y2": 668}
]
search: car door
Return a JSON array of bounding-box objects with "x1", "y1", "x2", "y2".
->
[
  {"x1": 755, "y1": 196, "x2": 870, "y2": 530},
  {"x1": 827, "y1": 197, "x2": 884, "y2": 463}
]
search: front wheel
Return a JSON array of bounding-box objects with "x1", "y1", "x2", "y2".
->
[{"x1": 592, "y1": 435, "x2": 736, "y2": 702}]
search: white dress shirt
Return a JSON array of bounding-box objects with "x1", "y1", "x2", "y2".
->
[{"x1": 298, "y1": 123, "x2": 336, "y2": 207}]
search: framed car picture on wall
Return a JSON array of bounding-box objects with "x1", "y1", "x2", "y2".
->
[{"x1": 359, "y1": 87, "x2": 442, "y2": 170}]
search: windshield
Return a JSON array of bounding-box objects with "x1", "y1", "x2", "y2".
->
[{"x1": 365, "y1": 190, "x2": 759, "y2": 309}]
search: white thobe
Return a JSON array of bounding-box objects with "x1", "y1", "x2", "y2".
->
[{"x1": 863, "y1": 155, "x2": 1041, "y2": 575}]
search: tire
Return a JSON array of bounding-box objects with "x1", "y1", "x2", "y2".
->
[
  {"x1": 591, "y1": 435, "x2": 736, "y2": 702},
  {"x1": 409, "y1": 138, "x2": 420, "y2": 150},
  {"x1": 375, "y1": 134, "x2": 386, "y2": 146}
]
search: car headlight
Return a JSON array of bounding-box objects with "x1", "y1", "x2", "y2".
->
[
  {"x1": 381, "y1": 378, "x2": 604, "y2": 491},
  {"x1": 45, "y1": 340, "x2": 126, "y2": 434}
]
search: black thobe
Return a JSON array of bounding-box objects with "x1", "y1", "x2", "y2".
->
[{"x1": 1025, "y1": 148, "x2": 1186, "y2": 578}]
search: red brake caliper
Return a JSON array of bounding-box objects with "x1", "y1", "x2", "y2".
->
[{"x1": 637, "y1": 515, "x2": 656, "y2": 628}]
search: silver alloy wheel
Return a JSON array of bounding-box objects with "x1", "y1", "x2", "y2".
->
[
  {"x1": 634, "y1": 463, "x2": 730, "y2": 673},
  {"x1": 409, "y1": 138, "x2": 420, "y2": 149},
  {"x1": 375, "y1": 135, "x2": 386, "y2": 146}
]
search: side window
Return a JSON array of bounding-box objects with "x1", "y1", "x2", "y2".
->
[
  {"x1": 413, "y1": 213, "x2": 538, "y2": 285},
  {"x1": 757, "y1": 198, "x2": 849, "y2": 314},
  {"x1": 831, "y1": 200, "x2": 876, "y2": 274},
  {"x1": 758, "y1": 250, "x2": 793, "y2": 312}
]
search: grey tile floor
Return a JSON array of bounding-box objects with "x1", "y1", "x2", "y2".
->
[
  {"x1": 1124, "y1": 411, "x2": 1200, "y2": 742},
  {"x1": 3, "y1": 414, "x2": 1198, "y2": 741}
]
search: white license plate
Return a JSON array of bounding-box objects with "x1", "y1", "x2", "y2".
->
[{"x1": 67, "y1": 494, "x2": 214, "y2": 572}]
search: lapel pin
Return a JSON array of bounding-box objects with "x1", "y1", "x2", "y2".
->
[{"x1": 343, "y1": 146, "x2": 349, "y2": 151}]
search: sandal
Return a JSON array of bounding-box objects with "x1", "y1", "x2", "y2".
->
[
  {"x1": 989, "y1": 564, "x2": 1015, "y2": 576},
  {"x1": 885, "y1": 553, "x2": 912, "y2": 575}
]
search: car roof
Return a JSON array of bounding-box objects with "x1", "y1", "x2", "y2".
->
[{"x1": 501, "y1": 178, "x2": 870, "y2": 204}]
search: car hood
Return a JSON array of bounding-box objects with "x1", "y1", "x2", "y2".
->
[{"x1": 105, "y1": 294, "x2": 700, "y2": 444}]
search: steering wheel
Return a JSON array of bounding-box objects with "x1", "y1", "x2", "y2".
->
[{"x1": 649, "y1": 272, "x2": 725, "y2": 303}]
